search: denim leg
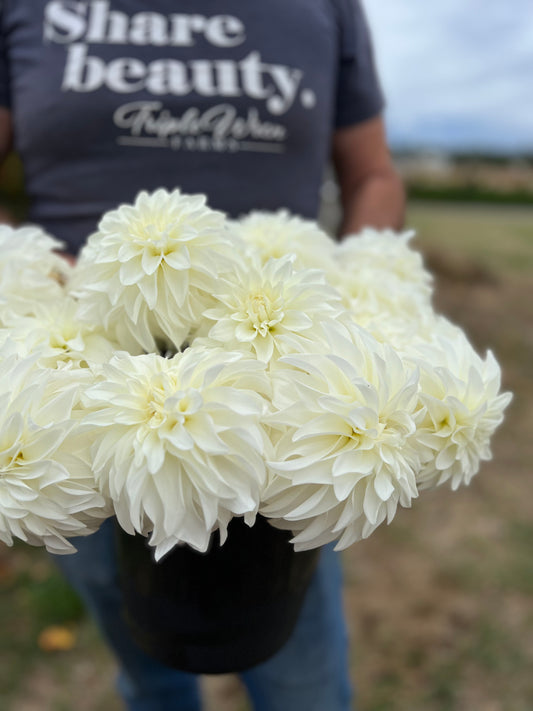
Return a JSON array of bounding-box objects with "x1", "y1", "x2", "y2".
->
[
  {"x1": 240, "y1": 543, "x2": 353, "y2": 711},
  {"x1": 52, "y1": 519, "x2": 202, "y2": 711}
]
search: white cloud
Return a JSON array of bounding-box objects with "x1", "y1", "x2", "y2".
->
[{"x1": 362, "y1": 0, "x2": 533, "y2": 152}]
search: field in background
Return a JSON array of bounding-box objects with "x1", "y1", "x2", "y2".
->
[
  {"x1": 398, "y1": 154, "x2": 533, "y2": 206},
  {"x1": 0, "y1": 201, "x2": 532, "y2": 711},
  {"x1": 345, "y1": 202, "x2": 533, "y2": 711}
]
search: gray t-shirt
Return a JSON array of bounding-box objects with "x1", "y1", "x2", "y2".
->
[{"x1": 0, "y1": 0, "x2": 384, "y2": 252}]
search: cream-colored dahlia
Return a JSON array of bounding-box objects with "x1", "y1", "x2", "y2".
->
[
  {"x1": 0, "y1": 224, "x2": 70, "y2": 324},
  {"x1": 332, "y1": 265, "x2": 432, "y2": 335},
  {"x1": 330, "y1": 229, "x2": 434, "y2": 337},
  {"x1": 336, "y1": 228, "x2": 432, "y2": 296},
  {"x1": 198, "y1": 255, "x2": 348, "y2": 363},
  {"x1": 83, "y1": 347, "x2": 271, "y2": 557},
  {"x1": 232, "y1": 210, "x2": 338, "y2": 275},
  {"x1": 406, "y1": 318, "x2": 512, "y2": 491},
  {"x1": 0, "y1": 294, "x2": 118, "y2": 368},
  {"x1": 72, "y1": 189, "x2": 238, "y2": 353},
  {"x1": 0, "y1": 351, "x2": 109, "y2": 554},
  {"x1": 261, "y1": 322, "x2": 420, "y2": 550},
  {"x1": 355, "y1": 306, "x2": 438, "y2": 353}
]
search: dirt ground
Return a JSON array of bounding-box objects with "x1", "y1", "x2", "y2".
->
[{"x1": 1, "y1": 202, "x2": 532, "y2": 711}]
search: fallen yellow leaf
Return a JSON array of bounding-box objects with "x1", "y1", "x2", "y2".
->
[{"x1": 38, "y1": 625, "x2": 76, "y2": 652}]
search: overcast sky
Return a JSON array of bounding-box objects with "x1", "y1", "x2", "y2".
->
[{"x1": 363, "y1": 0, "x2": 532, "y2": 154}]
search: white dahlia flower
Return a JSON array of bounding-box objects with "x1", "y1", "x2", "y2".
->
[
  {"x1": 0, "y1": 295, "x2": 118, "y2": 368},
  {"x1": 332, "y1": 267, "x2": 432, "y2": 333},
  {"x1": 0, "y1": 224, "x2": 70, "y2": 324},
  {"x1": 262, "y1": 323, "x2": 420, "y2": 550},
  {"x1": 406, "y1": 319, "x2": 512, "y2": 491},
  {"x1": 83, "y1": 347, "x2": 271, "y2": 557},
  {"x1": 232, "y1": 210, "x2": 338, "y2": 275},
  {"x1": 0, "y1": 352, "x2": 109, "y2": 554},
  {"x1": 357, "y1": 306, "x2": 438, "y2": 353},
  {"x1": 72, "y1": 189, "x2": 238, "y2": 353},
  {"x1": 199, "y1": 255, "x2": 348, "y2": 363},
  {"x1": 331, "y1": 229, "x2": 433, "y2": 335},
  {"x1": 336, "y1": 229, "x2": 433, "y2": 297}
]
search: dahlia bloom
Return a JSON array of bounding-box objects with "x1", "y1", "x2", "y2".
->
[
  {"x1": 198, "y1": 255, "x2": 348, "y2": 363},
  {"x1": 83, "y1": 347, "x2": 271, "y2": 558},
  {"x1": 262, "y1": 323, "x2": 421, "y2": 550},
  {"x1": 406, "y1": 319, "x2": 512, "y2": 491},
  {"x1": 72, "y1": 189, "x2": 239, "y2": 353},
  {"x1": 0, "y1": 294, "x2": 118, "y2": 368},
  {"x1": 336, "y1": 229, "x2": 432, "y2": 296},
  {"x1": 0, "y1": 224, "x2": 70, "y2": 324},
  {"x1": 232, "y1": 209, "x2": 338, "y2": 275},
  {"x1": 331, "y1": 229, "x2": 434, "y2": 340},
  {"x1": 0, "y1": 350, "x2": 109, "y2": 554}
]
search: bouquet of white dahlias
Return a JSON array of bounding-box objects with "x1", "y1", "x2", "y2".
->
[{"x1": 0, "y1": 189, "x2": 511, "y2": 557}]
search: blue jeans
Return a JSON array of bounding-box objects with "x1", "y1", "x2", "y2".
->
[{"x1": 54, "y1": 519, "x2": 353, "y2": 711}]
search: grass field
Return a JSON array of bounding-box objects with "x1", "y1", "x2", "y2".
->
[{"x1": 0, "y1": 201, "x2": 532, "y2": 711}]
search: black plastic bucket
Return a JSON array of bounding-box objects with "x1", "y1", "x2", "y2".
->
[{"x1": 115, "y1": 515, "x2": 320, "y2": 674}]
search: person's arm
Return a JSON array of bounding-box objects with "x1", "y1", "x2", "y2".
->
[{"x1": 332, "y1": 114, "x2": 405, "y2": 236}]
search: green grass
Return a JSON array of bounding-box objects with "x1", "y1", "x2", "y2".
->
[
  {"x1": 407, "y1": 184, "x2": 533, "y2": 207},
  {"x1": 407, "y1": 201, "x2": 533, "y2": 276},
  {"x1": 0, "y1": 546, "x2": 85, "y2": 704},
  {"x1": 498, "y1": 522, "x2": 533, "y2": 595}
]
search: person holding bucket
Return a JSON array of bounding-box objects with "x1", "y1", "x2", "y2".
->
[{"x1": 0, "y1": 1, "x2": 404, "y2": 708}]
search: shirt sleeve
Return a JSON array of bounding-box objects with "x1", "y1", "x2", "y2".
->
[
  {"x1": 0, "y1": 0, "x2": 10, "y2": 108},
  {"x1": 334, "y1": 0, "x2": 384, "y2": 128}
]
